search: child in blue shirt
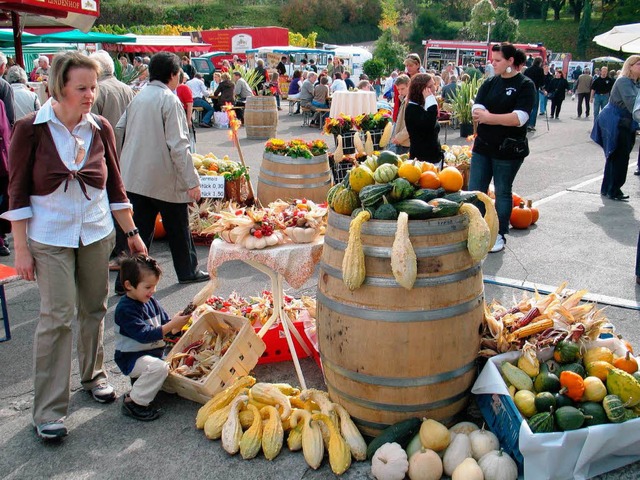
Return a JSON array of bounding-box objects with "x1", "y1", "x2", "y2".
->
[{"x1": 114, "y1": 254, "x2": 190, "y2": 421}]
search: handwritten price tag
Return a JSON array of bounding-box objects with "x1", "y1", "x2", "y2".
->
[{"x1": 200, "y1": 176, "x2": 225, "y2": 198}]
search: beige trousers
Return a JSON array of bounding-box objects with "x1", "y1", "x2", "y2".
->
[
  {"x1": 30, "y1": 231, "x2": 115, "y2": 424},
  {"x1": 129, "y1": 355, "x2": 169, "y2": 406}
]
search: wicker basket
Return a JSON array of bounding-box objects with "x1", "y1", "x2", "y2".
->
[{"x1": 162, "y1": 309, "x2": 266, "y2": 404}]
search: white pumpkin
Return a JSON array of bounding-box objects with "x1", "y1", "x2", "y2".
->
[
  {"x1": 442, "y1": 431, "x2": 473, "y2": 476},
  {"x1": 449, "y1": 421, "x2": 480, "y2": 436},
  {"x1": 469, "y1": 427, "x2": 500, "y2": 461},
  {"x1": 452, "y1": 457, "x2": 484, "y2": 480},
  {"x1": 371, "y1": 442, "x2": 409, "y2": 480},
  {"x1": 408, "y1": 448, "x2": 443, "y2": 480},
  {"x1": 478, "y1": 450, "x2": 518, "y2": 480}
]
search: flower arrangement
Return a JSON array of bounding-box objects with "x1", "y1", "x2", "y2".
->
[
  {"x1": 264, "y1": 138, "x2": 328, "y2": 159},
  {"x1": 354, "y1": 110, "x2": 392, "y2": 131},
  {"x1": 323, "y1": 114, "x2": 357, "y2": 136}
]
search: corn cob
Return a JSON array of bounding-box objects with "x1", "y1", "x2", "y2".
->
[
  {"x1": 512, "y1": 316, "x2": 554, "y2": 339},
  {"x1": 250, "y1": 383, "x2": 292, "y2": 420},
  {"x1": 221, "y1": 395, "x2": 248, "y2": 455},
  {"x1": 290, "y1": 409, "x2": 324, "y2": 469},
  {"x1": 261, "y1": 406, "x2": 284, "y2": 461},
  {"x1": 196, "y1": 376, "x2": 256, "y2": 429},
  {"x1": 204, "y1": 401, "x2": 234, "y2": 440},
  {"x1": 333, "y1": 403, "x2": 367, "y2": 461},
  {"x1": 312, "y1": 413, "x2": 352, "y2": 475},
  {"x1": 239, "y1": 404, "x2": 263, "y2": 460}
]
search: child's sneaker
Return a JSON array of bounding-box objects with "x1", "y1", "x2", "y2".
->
[
  {"x1": 121, "y1": 394, "x2": 160, "y2": 421},
  {"x1": 90, "y1": 382, "x2": 116, "y2": 403}
]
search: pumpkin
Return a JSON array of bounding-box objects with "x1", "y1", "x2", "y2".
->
[
  {"x1": 585, "y1": 361, "x2": 614, "y2": 382},
  {"x1": 419, "y1": 171, "x2": 441, "y2": 189},
  {"x1": 514, "y1": 390, "x2": 537, "y2": 418},
  {"x1": 442, "y1": 430, "x2": 472, "y2": 476},
  {"x1": 373, "y1": 163, "x2": 398, "y2": 184},
  {"x1": 478, "y1": 449, "x2": 518, "y2": 480},
  {"x1": 408, "y1": 448, "x2": 443, "y2": 480},
  {"x1": 452, "y1": 457, "x2": 484, "y2": 480},
  {"x1": 419, "y1": 418, "x2": 450, "y2": 452},
  {"x1": 512, "y1": 192, "x2": 523, "y2": 207},
  {"x1": 581, "y1": 376, "x2": 607, "y2": 402},
  {"x1": 438, "y1": 166, "x2": 464, "y2": 192},
  {"x1": 469, "y1": 426, "x2": 500, "y2": 461},
  {"x1": 559, "y1": 370, "x2": 585, "y2": 402},
  {"x1": 449, "y1": 421, "x2": 480, "y2": 436},
  {"x1": 583, "y1": 346, "x2": 614, "y2": 366},
  {"x1": 526, "y1": 199, "x2": 539, "y2": 224},
  {"x1": 371, "y1": 442, "x2": 409, "y2": 480},
  {"x1": 398, "y1": 161, "x2": 422, "y2": 184},
  {"x1": 613, "y1": 351, "x2": 639, "y2": 374},
  {"x1": 553, "y1": 340, "x2": 582, "y2": 364},
  {"x1": 349, "y1": 165, "x2": 375, "y2": 192},
  {"x1": 332, "y1": 188, "x2": 360, "y2": 215},
  {"x1": 154, "y1": 213, "x2": 166, "y2": 239},
  {"x1": 509, "y1": 201, "x2": 532, "y2": 229}
]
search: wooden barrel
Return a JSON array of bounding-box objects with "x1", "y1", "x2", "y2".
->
[
  {"x1": 317, "y1": 211, "x2": 483, "y2": 437},
  {"x1": 257, "y1": 152, "x2": 332, "y2": 204},
  {"x1": 244, "y1": 96, "x2": 278, "y2": 139}
]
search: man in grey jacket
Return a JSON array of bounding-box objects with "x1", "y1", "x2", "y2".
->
[{"x1": 115, "y1": 52, "x2": 209, "y2": 293}]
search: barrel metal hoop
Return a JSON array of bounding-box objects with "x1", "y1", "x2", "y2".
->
[
  {"x1": 263, "y1": 152, "x2": 328, "y2": 165},
  {"x1": 328, "y1": 210, "x2": 469, "y2": 235},
  {"x1": 259, "y1": 167, "x2": 331, "y2": 180},
  {"x1": 321, "y1": 354, "x2": 476, "y2": 387},
  {"x1": 316, "y1": 290, "x2": 484, "y2": 322},
  {"x1": 323, "y1": 235, "x2": 468, "y2": 258},
  {"x1": 319, "y1": 262, "x2": 481, "y2": 287},
  {"x1": 350, "y1": 415, "x2": 456, "y2": 432},
  {"x1": 258, "y1": 177, "x2": 332, "y2": 189},
  {"x1": 326, "y1": 380, "x2": 470, "y2": 412}
]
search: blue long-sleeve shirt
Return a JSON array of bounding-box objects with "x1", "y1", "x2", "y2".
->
[{"x1": 114, "y1": 295, "x2": 170, "y2": 375}]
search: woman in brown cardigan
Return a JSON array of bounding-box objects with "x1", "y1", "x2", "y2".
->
[{"x1": 2, "y1": 52, "x2": 146, "y2": 441}]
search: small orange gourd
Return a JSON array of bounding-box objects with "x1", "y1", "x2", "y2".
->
[
  {"x1": 613, "y1": 351, "x2": 639, "y2": 374},
  {"x1": 510, "y1": 201, "x2": 533, "y2": 229},
  {"x1": 559, "y1": 371, "x2": 585, "y2": 401},
  {"x1": 526, "y1": 199, "x2": 539, "y2": 224},
  {"x1": 512, "y1": 192, "x2": 523, "y2": 207}
]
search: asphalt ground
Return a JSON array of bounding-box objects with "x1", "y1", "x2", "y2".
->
[{"x1": 1, "y1": 100, "x2": 639, "y2": 479}]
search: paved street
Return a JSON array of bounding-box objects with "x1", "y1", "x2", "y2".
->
[{"x1": 0, "y1": 104, "x2": 639, "y2": 479}]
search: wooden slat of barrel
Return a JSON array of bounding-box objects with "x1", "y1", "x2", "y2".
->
[
  {"x1": 257, "y1": 153, "x2": 332, "y2": 204},
  {"x1": 317, "y1": 211, "x2": 483, "y2": 437},
  {"x1": 245, "y1": 96, "x2": 278, "y2": 139}
]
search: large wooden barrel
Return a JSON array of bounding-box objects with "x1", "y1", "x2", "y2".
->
[
  {"x1": 317, "y1": 211, "x2": 483, "y2": 437},
  {"x1": 244, "y1": 96, "x2": 278, "y2": 139},
  {"x1": 257, "y1": 152, "x2": 332, "y2": 204}
]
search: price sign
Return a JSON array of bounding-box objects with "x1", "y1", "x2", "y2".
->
[{"x1": 200, "y1": 175, "x2": 225, "y2": 198}]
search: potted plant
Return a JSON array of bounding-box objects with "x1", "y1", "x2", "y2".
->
[{"x1": 450, "y1": 77, "x2": 483, "y2": 137}]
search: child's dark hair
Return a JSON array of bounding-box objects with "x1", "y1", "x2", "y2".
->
[{"x1": 119, "y1": 254, "x2": 162, "y2": 288}]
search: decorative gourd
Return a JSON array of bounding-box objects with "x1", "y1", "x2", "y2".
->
[
  {"x1": 221, "y1": 394, "x2": 249, "y2": 454},
  {"x1": 349, "y1": 165, "x2": 375, "y2": 192},
  {"x1": 419, "y1": 418, "x2": 451, "y2": 453},
  {"x1": 517, "y1": 342, "x2": 540, "y2": 377},
  {"x1": 313, "y1": 413, "x2": 352, "y2": 475},
  {"x1": 360, "y1": 183, "x2": 393, "y2": 207},
  {"x1": 352, "y1": 206, "x2": 376, "y2": 218},
  {"x1": 478, "y1": 450, "x2": 518, "y2": 480},
  {"x1": 390, "y1": 177, "x2": 415, "y2": 201},
  {"x1": 334, "y1": 135, "x2": 344, "y2": 163},
  {"x1": 534, "y1": 392, "x2": 556, "y2": 413},
  {"x1": 443, "y1": 432, "x2": 473, "y2": 476},
  {"x1": 377, "y1": 150, "x2": 400, "y2": 166},
  {"x1": 373, "y1": 163, "x2": 398, "y2": 183},
  {"x1": 391, "y1": 212, "x2": 417, "y2": 290},
  {"x1": 510, "y1": 201, "x2": 532, "y2": 229},
  {"x1": 452, "y1": 457, "x2": 484, "y2": 480},
  {"x1": 394, "y1": 199, "x2": 435, "y2": 220},
  {"x1": 514, "y1": 390, "x2": 537, "y2": 418},
  {"x1": 553, "y1": 340, "x2": 582, "y2": 364},
  {"x1": 555, "y1": 405, "x2": 588, "y2": 431},
  {"x1": 613, "y1": 351, "x2": 639, "y2": 374},
  {"x1": 554, "y1": 393, "x2": 574, "y2": 409},
  {"x1": 398, "y1": 161, "x2": 422, "y2": 184},
  {"x1": 405, "y1": 432, "x2": 423, "y2": 459},
  {"x1": 585, "y1": 361, "x2": 615, "y2": 382},
  {"x1": 287, "y1": 412, "x2": 304, "y2": 452},
  {"x1": 528, "y1": 410, "x2": 555, "y2": 433},
  {"x1": 365, "y1": 130, "x2": 375, "y2": 156},
  {"x1": 526, "y1": 199, "x2": 539, "y2": 224},
  {"x1": 469, "y1": 426, "x2": 500, "y2": 460},
  {"x1": 239, "y1": 403, "x2": 263, "y2": 459},
  {"x1": 354, "y1": 130, "x2": 366, "y2": 155},
  {"x1": 342, "y1": 210, "x2": 371, "y2": 291},
  {"x1": 427, "y1": 198, "x2": 462, "y2": 218},
  {"x1": 379, "y1": 121, "x2": 393, "y2": 148},
  {"x1": 289, "y1": 409, "x2": 324, "y2": 469},
  {"x1": 414, "y1": 187, "x2": 446, "y2": 202},
  {"x1": 459, "y1": 202, "x2": 491, "y2": 262},
  {"x1": 371, "y1": 442, "x2": 409, "y2": 480},
  {"x1": 580, "y1": 401, "x2": 609, "y2": 427},
  {"x1": 602, "y1": 394, "x2": 626, "y2": 423},
  {"x1": 333, "y1": 403, "x2": 367, "y2": 461},
  {"x1": 408, "y1": 448, "x2": 443, "y2": 480},
  {"x1": 606, "y1": 367, "x2": 640, "y2": 406},
  {"x1": 332, "y1": 187, "x2": 360, "y2": 215},
  {"x1": 559, "y1": 370, "x2": 585, "y2": 401},
  {"x1": 500, "y1": 362, "x2": 534, "y2": 391},
  {"x1": 445, "y1": 190, "x2": 478, "y2": 203},
  {"x1": 557, "y1": 362, "x2": 586, "y2": 378},
  {"x1": 374, "y1": 197, "x2": 399, "y2": 220},
  {"x1": 363, "y1": 155, "x2": 379, "y2": 172},
  {"x1": 261, "y1": 405, "x2": 284, "y2": 460},
  {"x1": 449, "y1": 421, "x2": 480, "y2": 436},
  {"x1": 475, "y1": 191, "x2": 499, "y2": 248},
  {"x1": 582, "y1": 376, "x2": 607, "y2": 402},
  {"x1": 533, "y1": 363, "x2": 561, "y2": 393},
  {"x1": 583, "y1": 346, "x2": 614, "y2": 366},
  {"x1": 327, "y1": 183, "x2": 345, "y2": 206}
]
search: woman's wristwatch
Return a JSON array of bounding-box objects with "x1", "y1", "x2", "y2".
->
[{"x1": 125, "y1": 228, "x2": 140, "y2": 238}]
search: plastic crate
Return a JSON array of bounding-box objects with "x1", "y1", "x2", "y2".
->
[
  {"x1": 255, "y1": 320, "x2": 316, "y2": 365},
  {"x1": 475, "y1": 393, "x2": 524, "y2": 468}
]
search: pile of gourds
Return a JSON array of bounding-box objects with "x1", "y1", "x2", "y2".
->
[
  {"x1": 499, "y1": 340, "x2": 640, "y2": 433},
  {"x1": 510, "y1": 193, "x2": 539, "y2": 230},
  {"x1": 368, "y1": 417, "x2": 518, "y2": 480},
  {"x1": 195, "y1": 376, "x2": 367, "y2": 474}
]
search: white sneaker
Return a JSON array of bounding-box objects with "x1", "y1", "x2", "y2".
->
[
  {"x1": 35, "y1": 419, "x2": 68, "y2": 440},
  {"x1": 90, "y1": 382, "x2": 116, "y2": 403},
  {"x1": 490, "y1": 234, "x2": 505, "y2": 253}
]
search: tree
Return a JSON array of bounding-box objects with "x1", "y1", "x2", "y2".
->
[
  {"x1": 576, "y1": 0, "x2": 592, "y2": 57},
  {"x1": 548, "y1": 0, "x2": 565, "y2": 20},
  {"x1": 363, "y1": 58, "x2": 386, "y2": 81},
  {"x1": 568, "y1": 0, "x2": 585, "y2": 21},
  {"x1": 373, "y1": 30, "x2": 408, "y2": 74},
  {"x1": 492, "y1": 7, "x2": 519, "y2": 42},
  {"x1": 541, "y1": 0, "x2": 549, "y2": 20},
  {"x1": 409, "y1": 7, "x2": 458, "y2": 51},
  {"x1": 379, "y1": 0, "x2": 400, "y2": 37},
  {"x1": 469, "y1": 0, "x2": 497, "y2": 41}
]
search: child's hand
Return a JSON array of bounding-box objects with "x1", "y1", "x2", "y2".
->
[{"x1": 165, "y1": 313, "x2": 191, "y2": 335}]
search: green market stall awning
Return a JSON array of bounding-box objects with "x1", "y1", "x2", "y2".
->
[
  {"x1": 0, "y1": 26, "x2": 39, "y2": 45},
  {"x1": 38, "y1": 29, "x2": 135, "y2": 44}
]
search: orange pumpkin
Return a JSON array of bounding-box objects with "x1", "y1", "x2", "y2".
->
[
  {"x1": 419, "y1": 171, "x2": 441, "y2": 189},
  {"x1": 613, "y1": 351, "x2": 638, "y2": 374},
  {"x1": 438, "y1": 166, "x2": 464, "y2": 192},
  {"x1": 154, "y1": 213, "x2": 166, "y2": 240},
  {"x1": 510, "y1": 201, "x2": 532, "y2": 229},
  {"x1": 527, "y1": 200, "x2": 539, "y2": 224},
  {"x1": 512, "y1": 192, "x2": 523, "y2": 207}
]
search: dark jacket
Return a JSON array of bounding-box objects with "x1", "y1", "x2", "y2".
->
[
  {"x1": 548, "y1": 77, "x2": 569, "y2": 101},
  {"x1": 405, "y1": 101, "x2": 441, "y2": 163},
  {"x1": 214, "y1": 79, "x2": 235, "y2": 106},
  {"x1": 523, "y1": 65, "x2": 545, "y2": 90}
]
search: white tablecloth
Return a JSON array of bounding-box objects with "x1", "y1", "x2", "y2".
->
[{"x1": 329, "y1": 91, "x2": 377, "y2": 118}]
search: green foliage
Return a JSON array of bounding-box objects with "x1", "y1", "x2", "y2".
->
[
  {"x1": 492, "y1": 8, "x2": 519, "y2": 42},
  {"x1": 374, "y1": 30, "x2": 408, "y2": 74},
  {"x1": 469, "y1": 0, "x2": 496, "y2": 41},
  {"x1": 363, "y1": 59, "x2": 386, "y2": 81},
  {"x1": 548, "y1": 0, "x2": 566, "y2": 20},
  {"x1": 568, "y1": 0, "x2": 585, "y2": 22},
  {"x1": 409, "y1": 7, "x2": 458, "y2": 51},
  {"x1": 379, "y1": 0, "x2": 400, "y2": 36},
  {"x1": 576, "y1": 0, "x2": 592, "y2": 57},
  {"x1": 450, "y1": 76, "x2": 483, "y2": 124}
]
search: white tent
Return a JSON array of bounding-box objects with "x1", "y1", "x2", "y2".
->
[
  {"x1": 331, "y1": 46, "x2": 373, "y2": 78},
  {"x1": 593, "y1": 23, "x2": 640, "y2": 54}
]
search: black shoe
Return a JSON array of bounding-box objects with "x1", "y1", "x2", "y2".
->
[
  {"x1": 0, "y1": 245, "x2": 9, "y2": 256},
  {"x1": 199, "y1": 122, "x2": 212, "y2": 128},
  {"x1": 121, "y1": 395, "x2": 160, "y2": 421},
  {"x1": 178, "y1": 270, "x2": 210, "y2": 284},
  {"x1": 608, "y1": 193, "x2": 629, "y2": 201},
  {"x1": 634, "y1": 170, "x2": 640, "y2": 176}
]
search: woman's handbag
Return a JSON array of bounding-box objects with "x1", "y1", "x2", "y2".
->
[{"x1": 499, "y1": 137, "x2": 529, "y2": 158}]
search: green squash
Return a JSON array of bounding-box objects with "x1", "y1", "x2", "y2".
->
[
  {"x1": 579, "y1": 402, "x2": 609, "y2": 427},
  {"x1": 557, "y1": 362, "x2": 586, "y2": 378},
  {"x1": 528, "y1": 410, "x2": 555, "y2": 433},
  {"x1": 394, "y1": 199, "x2": 436, "y2": 220},
  {"x1": 390, "y1": 177, "x2": 415, "y2": 201},
  {"x1": 359, "y1": 183, "x2": 393, "y2": 207},
  {"x1": 372, "y1": 163, "x2": 398, "y2": 184},
  {"x1": 427, "y1": 197, "x2": 462, "y2": 218},
  {"x1": 534, "y1": 392, "x2": 557, "y2": 413},
  {"x1": 555, "y1": 406, "x2": 587, "y2": 431},
  {"x1": 444, "y1": 190, "x2": 478, "y2": 203},
  {"x1": 554, "y1": 393, "x2": 575, "y2": 409},
  {"x1": 373, "y1": 197, "x2": 398, "y2": 220},
  {"x1": 553, "y1": 340, "x2": 582, "y2": 364},
  {"x1": 327, "y1": 183, "x2": 345, "y2": 206},
  {"x1": 603, "y1": 394, "x2": 626, "y2": 423},
  {"x1": 534, "y1": 363, "x2": 561, "y2": 393},
  {"x1": 332, "y1": 188, "x2": 360, "y2": 216},
  {"x1": 351, "y1": 206, "x2": 376, "y2": 218},
  {"x1": 376, "y1": 150, "x2": 400, "y2": 167},
  {"x1": 413, "y1": 187, "x2": 446, "y2": 202}
]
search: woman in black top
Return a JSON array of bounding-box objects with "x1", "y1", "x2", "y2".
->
[
  {"x1": 468, "y1": 43, "x2": 535, "y2": 253},
  {"x1": 404, "y1": 73, "x2": 441, "y2": 163},
  {"x1": 213, "y1": 72, "x2": 235, "y2": 111},
  {"x1": 547, "y1": 70, "x2": 570, "y2": 119}
]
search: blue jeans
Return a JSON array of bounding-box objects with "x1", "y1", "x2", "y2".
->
[
  {"x1": 593, "y1": 94, "x2": 608, "y2": 120},
  {"x1": 193, "y1": 97, "x2": 214, "y2": 125},
  {"x1": 528, "y1": 93, "x2": 539, "y2": 127},
  {"x1": 539, "y1": 91, "x2": 547, "y2": 115},
  {"x1": 468, "y1": 152, "x2": 524, "y2": 235}
]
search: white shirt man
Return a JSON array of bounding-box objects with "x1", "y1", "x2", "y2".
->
[
  {"x1": 186, "y1": 74, "x2": 209, "y2": 99},
  {"x1": 330, "y1": 74, "x2": 347, "y2": 93}
]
